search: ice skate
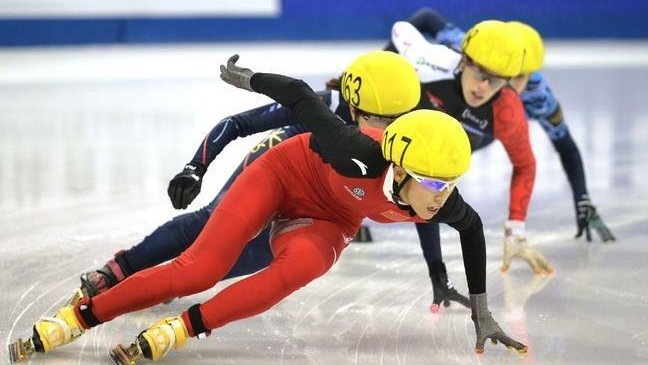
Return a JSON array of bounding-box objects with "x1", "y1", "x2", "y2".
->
[
  {"x1": 80, "y1": 257, "x2": 126, "y2": 297},
  {"x1": 8, "y1": 338, "x2": 35, "y2": 363},
  {"x1": 8, "y1": 288, "x2": 86, "y2": 363},
  {"x1": 110, "y1": 342, "x2": 144, "y2": 365},
  {"x1": 110, "y1": 316, "x2": 188, "y2": 365}
]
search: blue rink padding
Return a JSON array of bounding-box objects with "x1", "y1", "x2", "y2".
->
[{"x1": 1, "y1": 0, "x2": 647, "y2": 46}]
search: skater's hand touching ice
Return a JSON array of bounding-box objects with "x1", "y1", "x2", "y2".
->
[
  {"x1": 430, "y1": 271, "x2": 470, "y2": 312},
  {"x1": 575, "y1": 199, "x2": 615, "y2": 242},
  {"x1": 220, "y1": 54, "x2": 255, "y2": 92},
  {"x1": 500, "y1": 220, "x2": 553, "y2": 274},
  {"x1": 470, "y1": 293, "x2": 528, "y2": 354}
]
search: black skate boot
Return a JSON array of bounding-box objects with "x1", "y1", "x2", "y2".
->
[{"x1": 80, "y1": 252, "x2": 127, "y2": 297}]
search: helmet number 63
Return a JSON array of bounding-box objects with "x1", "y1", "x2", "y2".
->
[{"x1": 343, "y1": 72, "x2": 362, "y2": 107}]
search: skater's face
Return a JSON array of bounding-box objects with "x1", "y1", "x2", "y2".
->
[
  {"x1": 393, "y1": 166, "x2": 455, "y2": 220},
  {"x1": 509, "y1": 73, "x2": 531, "y2": 94},
  {"x1": 460, "y1": 57, "x2": 508, "y2": 107}
]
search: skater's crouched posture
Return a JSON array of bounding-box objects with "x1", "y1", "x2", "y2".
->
[{"x1": 9, "y1": 52, "x2": 527, "y2": 364}]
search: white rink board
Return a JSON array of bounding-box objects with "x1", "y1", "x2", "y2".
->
[{"x1": 0, "y1": 0, "x2": 280, "y2": 18}]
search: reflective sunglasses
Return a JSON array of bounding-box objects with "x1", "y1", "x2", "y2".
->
[
  {"x1": 406, "y1": 169, "x2": 462, "y2": 193},
  {"x1": 464, "y1": 57, "x2": 509, "y2": 89}
]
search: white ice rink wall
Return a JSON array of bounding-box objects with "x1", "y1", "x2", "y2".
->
[
  {"x1": 0, "y1": 0, "x2": 280, "y2": 17},
  {"x1": 0, "y1": 0, "x2": 646, "y2": 46}
]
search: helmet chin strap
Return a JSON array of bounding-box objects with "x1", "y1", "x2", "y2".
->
[{"x1": 391, "y1": 174, "x2": 416, "y2": 216}]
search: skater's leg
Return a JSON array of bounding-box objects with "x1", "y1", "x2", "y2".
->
[
  {"x1": 223, "y1": 227, "x2": 273, "y2": 279},
  {"x1": 81, "y1": 166, "x2": 273, "y2": 295},
  {"x1": 77, "y1": 158, "x2": 285, "y2": 326},
  {"x1": 120, "y1": 164, "x2": 242, "y2": 274},
  {"x1": 109, "y1": 219, "x2": 347, "y2": 364},
  {"x1": 120, "y1": 203, "x2": 215, "y2": 274},
  {"x1": 191, "y1": 219, "x2": 347, "y2": 330},
  {"x1": 79, "y1": 206, "x2": 214, "y2": 296},
  {"x1": 80, "y1": 169, "x2": 237, "y2": 296}
]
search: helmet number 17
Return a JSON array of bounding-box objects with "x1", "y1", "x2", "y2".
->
[{"x1": 383, "y1": 131, "x2": 413, "y2": 167}]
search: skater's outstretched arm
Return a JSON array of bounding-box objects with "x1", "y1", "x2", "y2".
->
[
  {"x1": 415, "y1": 222, "x2": 471, "y2": 311},
  {"x1": 188, "y1": 92, "x2": 336, "y2": 170},
  {"x1": 434, "y1": 189, "x2": 528, "y2": 354},
  {"x1": 167, "y1": 92, "x2": 333, "y2": 209},
  {"x1": 221, "y1": 55, "x2": 389, "y2": 178},
  {"x1": 521, "y1": 73, "x2": 615, "y2": 242}
]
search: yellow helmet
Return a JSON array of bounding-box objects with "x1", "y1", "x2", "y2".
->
[
  {"x1": 508, "y1": 21, "x2": 544, "y2": 74},
  {"x1": 381, "y1": 110, "x2": 471, "y2": 178},
  {"x1": 341, "y1": 50, "x2": 420, "y2": 117},
  {"x1": 461, "y1": 20, "x2": 525, "y2": 77}
]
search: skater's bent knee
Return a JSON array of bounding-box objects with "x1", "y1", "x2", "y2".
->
[
  {"x1": 168, "y1": 260, "x2": 223, "y2": 295},
  {"x1": 277, "y1": 251, "x2": 332, "y2": 291}
]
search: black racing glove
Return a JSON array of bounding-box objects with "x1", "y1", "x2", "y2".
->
[
  {"x1": 575, "y1": 198, "x2": 615, "y2": 242},
  {"x1": 219, "y1": 54, "x2": 255, "y2": 92},
  {"x1": 430, "y1": 271, "x2": 470, "y2": 312},
  {"x1": 470, "y1": 293, "x2": 528, "y2": 354},
  {"x1": 167, "y1": 163, "x2": 206, "y2": 209}
]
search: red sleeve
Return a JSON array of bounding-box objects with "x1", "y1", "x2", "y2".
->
[{"x1": 492, "y1": 88, "x2": 536, "y2": 221}]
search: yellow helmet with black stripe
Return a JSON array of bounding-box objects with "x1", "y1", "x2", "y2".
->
[{"x1": 509, "y1": 21, "x2": 545, "y2": 74}]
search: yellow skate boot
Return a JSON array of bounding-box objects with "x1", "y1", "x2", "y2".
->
[
  {"x1": 8, "y1": 289, "x2": 86, "y2": 363},
  {"x1": 110, "y1": 316, "x2": 188, "y2": 365}
]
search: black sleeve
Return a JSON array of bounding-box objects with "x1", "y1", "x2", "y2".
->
[
  {"x1": 415, "y1": 222, "x2": 445, "y2": 276},
  {"x1": 251, "y1": 73, "x2": 389, "y2": 178},
  {"x1": 384, "y1": 8, "x2": 450, "y2": 52},
  {"x1": 433, "y1": 188, "x2": 486, "y2": 294}
]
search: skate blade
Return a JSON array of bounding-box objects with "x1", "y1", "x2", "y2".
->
[
  {"x1": 8, "y1": 338, "x2": 35, "y2": 363},
  {"x1": 109, "y1": 344, "x2": 142, "y2": 365}
]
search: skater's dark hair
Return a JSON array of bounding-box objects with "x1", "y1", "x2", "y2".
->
[{"x1": 325, "y1": 75, "x2": 342, "y2": 91}]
